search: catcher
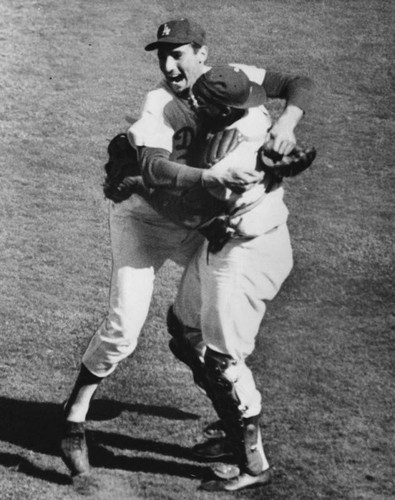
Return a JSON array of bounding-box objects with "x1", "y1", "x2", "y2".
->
[{"x1": 104, "y1": 65, "x2": 316, "y2": 491}]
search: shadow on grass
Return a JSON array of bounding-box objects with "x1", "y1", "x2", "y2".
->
[
  {"x1": 0, "y1": 451, "x2": 70, "y2": 485},
  {"x1": 87, "y1": 398, "x2": 200, "y2": 422},
  {"x1": 0, "y1": 397, "x2": 208, "y2": 484},
  {"x1": 89, "y1": 444, "x2": 210, "y2": 479}
]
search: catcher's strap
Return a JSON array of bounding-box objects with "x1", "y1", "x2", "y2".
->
[
  {"x1": 103, "y1": 133, "x2": 141, "y2": 203},
  {"x1": 202, "y1": 128, "x2": 243, "y2": 168},
  {"x1": 199, "y1": 216, "x2": 235, "y2": 255},
  {"x1": 257, "y1": 143, "x2": 317, "y2": 192}
]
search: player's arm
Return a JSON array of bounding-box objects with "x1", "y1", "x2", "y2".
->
[
  {"x1": 137, "y1": 146, "x2": 203, "y2": 188},
  {"x1": 137, "y1": 145, "x2": 259, "y2": 192},
  {"x1": 262, "y1": 71, "x2": 315, "y2": 155},
  {"x1": 129, "y1": 89, "x2": 260, "y2": 192},
  {"x1": 262, "y1": 71, "x2": 314, "y2": 113}
]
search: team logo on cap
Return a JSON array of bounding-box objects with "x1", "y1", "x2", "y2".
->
[{"x1": 161, "y1": 24, "x2": 171, "y2": 36}]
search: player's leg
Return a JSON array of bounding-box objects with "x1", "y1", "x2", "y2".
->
[
  {"x1": 197, "y1": 224, "x2": 293, "y2": 490},
  {"x1": 200, "y1": 348, "x2": 272, "y2": 491},
  {"x1": 169, "y1": 243, "x2": 232, "y2": 445},
  {"x1": 60, "y1": 199, "x2": 190, "y2": 476},
  {"x1": 170, "y1": 241, "x2": 206, "y2": 387},
  {"x1": 171, "y1": 244, "x2": 225, "y2": 410}
]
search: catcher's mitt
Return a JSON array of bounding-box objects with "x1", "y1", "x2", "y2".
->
[
  {"x1": 103, "y1": 133, "x2": 142, "y2": 203},
  {"x1": 257, "y1": 143, "x2": 317, "y2": 183},
  {"x1": 202, "y1": 128, "x2": 243, "y2": 167}
]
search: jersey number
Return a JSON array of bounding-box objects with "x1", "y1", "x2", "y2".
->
[{"x1": 173, "y1": 127, "x2": 194, "y2": 162}]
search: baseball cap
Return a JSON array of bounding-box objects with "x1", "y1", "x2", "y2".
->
[
  {"x1": 145, "y1": 18, "x2": 206, "y2": 51},
  {"x1": 192, "y1": 65, "x2": 267, "y2": 109}
]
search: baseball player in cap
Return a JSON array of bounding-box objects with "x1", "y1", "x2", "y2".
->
[
  {"x1": 167, "y1": 65, "x2": 293, "y2": 491},
  {"x1": 59, "y1": 18, "x2": 314, "y2": 484}
]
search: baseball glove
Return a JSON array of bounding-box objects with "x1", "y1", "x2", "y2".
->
[
  {"x1": 202, "y1": 128, "x2": 242, "y2": 167},
  {"x1": 257, "y1": 143, "x2": 317, "y2": 182},
  {"x1": 103, "y1": 133, "x2": 142, "y2": 203}
]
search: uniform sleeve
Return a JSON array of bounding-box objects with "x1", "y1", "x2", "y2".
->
[
  {"x1": 137, "y1": 146, "x2": 204, "y2": 189},
  {"x1": 127, "y1": 88, "x2": 174, "y2": 151},
  {"x1": 231, "y1": 63, "x2": 315, "y2": 113},
  {"x1": 128, "y1": 87, "x2": 206, "y2": 188},
  {"x1": 262, "y1": 71, "x2": 315, "y2": 113}
]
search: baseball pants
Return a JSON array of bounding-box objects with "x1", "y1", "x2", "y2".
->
[
  {"x1": 174, "y1": 222, "x2": 293, "y2": 417},
  {"x1": 82, "y1": 196, "x2": 204, "y2": 377}
]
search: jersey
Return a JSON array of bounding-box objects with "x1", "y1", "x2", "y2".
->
[
  {"x1": 128, "y1": 80, "x2": 199, "y2": 164},
  {"x1": 126, "y1": 63, "x2": 288, "y2": 232}
]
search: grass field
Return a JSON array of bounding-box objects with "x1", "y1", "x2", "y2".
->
[{"x1": 0, "y1": 0, "x2": 394, "y2": 498}]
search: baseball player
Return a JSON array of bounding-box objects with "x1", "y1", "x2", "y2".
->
[
  {"x1": 60, "y1": 18, "x2": 314, "y2": 484},
  {"x1": 167, "y1": 66, "x2": 293, "y2": 491},
  {"x1": 122, "y1": 65, "x2": 308, "y2": 490}
]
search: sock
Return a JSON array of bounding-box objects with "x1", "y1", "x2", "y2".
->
[{"x1": 64, "y1": 364, "x2": 104, "y2": 422}]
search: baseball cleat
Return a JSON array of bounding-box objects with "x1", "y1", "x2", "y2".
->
[
  {"x1": 60, "y1": 421, "x2": 90, "y2": 476},
  {"x1": 200, "y1": 467, "x2": 273, "y2": 491},
  {"x1": 202, "y1": 420, "x2": 226, "y2": 440},
  {"x1": 192, "y1": 437, "x2": 234, "y2": 459},
  {"x1": 211, "y1": 463, "x2": 240, "y2": 479}
]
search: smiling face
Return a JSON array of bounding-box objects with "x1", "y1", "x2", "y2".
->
[{"x1": 157, "y1": 43, "x2": 208, "y2": 95}]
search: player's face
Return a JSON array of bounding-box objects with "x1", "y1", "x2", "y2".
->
[
  {"x1": 198, "y1": 102, "x2": 230, "y2": 119},
  {"x1": 158, "y1": 44, "x2": 207, "y2": 94},
  {"x1": 189, "y1": 92, "x2": 231, "y2": 119}
]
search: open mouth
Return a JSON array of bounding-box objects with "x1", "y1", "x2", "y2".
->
[{"x1": 167, "y1": 74, "x2": 185, "y2": 83}]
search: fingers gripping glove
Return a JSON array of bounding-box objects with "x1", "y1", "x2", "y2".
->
[
  {"x1": 203, "y1": 128, "x2": 242, "y2": 167},
  {"x1": 103, "y1": 133, "x2": 143, "y2": 203},
  {"x1": 257, "y1": 143, "x2": 317, "y2": 192}
]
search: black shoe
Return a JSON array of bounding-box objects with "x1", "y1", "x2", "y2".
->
[
  {"x1": 192, "y1": 437, "x2": 234, "y2": 459},
  {"x1": 60, "y1": 421, "x2": 90, "y2": 477}
]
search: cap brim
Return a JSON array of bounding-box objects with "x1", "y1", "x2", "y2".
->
[
  {"x1": 234, "y1": 82, "x2": 267, "y2": 109},
  {"x1": 145, "y1": 39, "x2": 192, "y2": 51}
]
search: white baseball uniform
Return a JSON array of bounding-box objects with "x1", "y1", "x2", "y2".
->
[
  {"x1": 82, "y1": 79, "x2": 205, "y2": 377},
  {"x1": 171, "y1": 72, "x2": 293, "y2": 418},
  {"x1": 82, "y1": 64, "x2": 292, "y2": 395}
]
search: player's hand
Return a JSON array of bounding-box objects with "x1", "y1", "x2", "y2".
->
[
  {"x1": 105, "y1": 175, "x2": 146, "y2": 203},
  {"x1": 202, "y1": 168, "x2": 263, "y2": 194},
  {"x1": 269, "y1": 104, "x2": 304, "y2": 156},
  {"x1": 268, "y1": 124, "x2": 296, "y2": 156}
]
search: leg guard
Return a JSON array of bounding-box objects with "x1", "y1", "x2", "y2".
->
[
  {"x1": 204, "y1": 347, "x2": 264, "y2": 476},
  {"x1": 167, "y1": 306, "x2": 208, "y2": 392}
]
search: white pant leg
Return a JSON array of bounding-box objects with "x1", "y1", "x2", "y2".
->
[
  {"x1": 200, "y1": 223, "x2": 293, "y2": 360},
  {"x1": 176, "y1": 223, "x2": 293, "y2": 417},
  {"x1": 83, "y1": 196, "x2": 204, "y2": 377}
]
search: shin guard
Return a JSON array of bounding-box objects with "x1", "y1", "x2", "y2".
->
[{"x1": 204, "y1": 347, "x2": 264, "y2": 476}]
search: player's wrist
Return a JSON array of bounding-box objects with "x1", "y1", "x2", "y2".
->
[
  {"x1": 201, "y1": 170, "x2": 218, "y2": 188},
  {"x1": 276, "y1": 104, "x2": 303, "y2": 130}
]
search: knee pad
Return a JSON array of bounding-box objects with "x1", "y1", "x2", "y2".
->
[
  {"x1": 204, "y1": 347, "x2": 242, "y2": 415},
  {"x1": 204, "y1": 347, "x2": 242, "y2": 391}
]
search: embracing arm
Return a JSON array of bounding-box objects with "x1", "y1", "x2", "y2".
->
[
  {"x1": 262, "y1": 71, "x2": 314, "y2": 112},
  {"x1": 137, "y1": 145, "x2": 260, "y2": 192},
  {"x1": 137, "y1": 146, "x2": 203, "y2": 189},
  {"x1": 262, "y1": 71, "x2": 315, "y2": 155}
]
